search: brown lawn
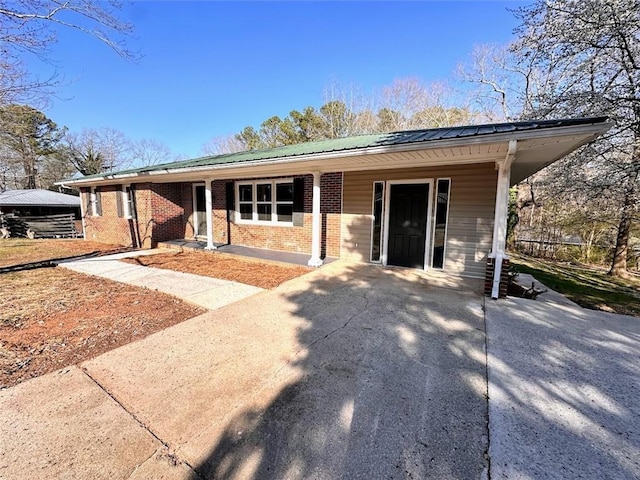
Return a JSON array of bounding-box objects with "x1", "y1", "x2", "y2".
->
[
  {"x1": 121, "y1": 250, "x2": 312, "y2": 289},
  {"x1": 0, "y1": 238, "x2": 124, "y2": 268},
  {"x1": 0, "y1": 268, "x2": 204, "y2": 388}
]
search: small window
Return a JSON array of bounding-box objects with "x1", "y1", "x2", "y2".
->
[
  {"x1": 275, "y1": 182, "x2": 293, "y2": 223},
  {"x1": 117, "y1": 185, "x2": 136, "y2": 219},
  {"x1": 238, "y1": 184, "x2": 253, "y2": 220},
  {"x1": 125, "y1": 186, "x2": 136, "y2": 219},
  {"x1": 256, "y1": 183, "x2": 272, "y2": 221},
  {"x1": 90, "y1": 187, "x2": 102, "y2": 216},
  {"x1": 431, "y1": 179, "x2": 451, "y2": 269}
]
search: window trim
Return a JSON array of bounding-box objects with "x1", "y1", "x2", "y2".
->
[
  {"x1": 121, "y1": 184, "x2": 135, "y2": 219},
  {"x1": 90, "y1": 187, "x2": 102, "y2": 217},
  {"x1": 370, "y1": 181, "x2": 385, "y2": 263},
  {"x1": 192, "y1": 183, "x2": 206, "y2": 237},
  {"x1": 115, "y1": 184, "x2": 136, "y2": 219},
  {"x1": 431, "y1": 178, "x2": 451, "y2": 270},
  {"x1": 235, "y1": 179, "x2": 294, "y2": 226}
]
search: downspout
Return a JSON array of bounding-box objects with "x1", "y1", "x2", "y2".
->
[{"x1": 491, "y1": 140, "x2": 517, "y2": 299}]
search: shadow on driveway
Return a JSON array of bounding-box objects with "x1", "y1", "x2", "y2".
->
[
  {"x1": 82, "y1": 261, "x2": 489, "y2": 480},
  {"x1": 195, "y1": 263, "x2": 488, "y2": 479},
  {"x1": 486, "y1": 296, "x2": 640, "y2": 479}
]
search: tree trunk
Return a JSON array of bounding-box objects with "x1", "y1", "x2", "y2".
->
[
  {"x1": 608, "y1": 207, "x2": 632, "y2": 278},
  {"x1": 23, "y1": 155, "x2": 37, "y2": 189}
]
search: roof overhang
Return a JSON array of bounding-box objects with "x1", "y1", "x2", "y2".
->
[{"x1": 59, "y1": 120, "x2": 611, "y2": 188}]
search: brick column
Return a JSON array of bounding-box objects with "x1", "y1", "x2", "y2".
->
[{"x1": 485, "y1": 257, "x2": 510, "y2": 298}]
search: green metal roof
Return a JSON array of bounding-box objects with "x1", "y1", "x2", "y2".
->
[{"x1": 69, "y1": 117, "x2": 609, "y2": 182}]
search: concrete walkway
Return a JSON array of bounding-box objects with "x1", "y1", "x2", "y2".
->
[
  {"x1": 486, "y1": 277, "x2": 640, "y2": 479},
  {"x1": 58, "y1": 250, "x2": 263, "y2": 310},
  {"x1": 0, "y1": 262, "x2": 488, "y2": 480}
]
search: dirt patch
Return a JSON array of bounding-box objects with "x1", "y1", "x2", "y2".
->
[
  {"x1": 1, "y1": 268, "x2": 204, "y2": 388},
  {"x1": 0, "y1": 238, "x2": 123, "y2": 268},
  {"x1": 121, "y1": 250, "x2": 312, "y2": 289}
]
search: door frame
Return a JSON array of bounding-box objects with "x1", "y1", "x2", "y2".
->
[
  {"x1": 192, "y1": 182, "x2": 206, "y2": 238},
  {"x1": 381, "y1": 179, "x2": 434, "y2": 270}
]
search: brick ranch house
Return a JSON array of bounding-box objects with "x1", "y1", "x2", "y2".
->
[{"x1": 59, "y1": 118, "x2": 610, "y2": 298}]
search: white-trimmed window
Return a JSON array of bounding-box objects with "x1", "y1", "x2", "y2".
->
[
  {"x1": 236, "y1": 179, "x2": 294, "y2": 224},
  {"x1": 90, "y1": 187, "x2": 102, "y2": 216},
  {"x1": 117, "y1": 184, "x2": 136, "y2": 219}
]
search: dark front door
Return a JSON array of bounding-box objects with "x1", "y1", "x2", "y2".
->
[
  {"x1": 195, "y1": 185, "x2": 206, "y2": 236},
  {"x1": 388, "y1": 183, "x2": 429, "y2": 268}
]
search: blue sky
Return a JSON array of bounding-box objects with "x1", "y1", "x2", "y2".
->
[{"x1": 29, "y1": 1, "x2": 524, "y2": 158}]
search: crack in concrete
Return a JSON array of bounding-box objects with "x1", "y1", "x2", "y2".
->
[
  {"x1": 126, "y1": 448, "x2": 159, "y2": 480},
  {"x1": 481, "y1": 295, "x2": 492, "y2": 480},
  {"x1": 209, "y1": 278, "x2": 378, "y2": 437},
  {"x1": 80, "y1": 366, "x2": 203, "y2": 480}
]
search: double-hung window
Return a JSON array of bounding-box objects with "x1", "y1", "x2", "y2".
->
[
  {"x1": 90, "y1": 187, "x2": 102, "y2": 216},
  {"x1": 236, "y1": 179, "x2": 294, "y2": 225},
  {"x1": 117, "y1": 185, "x2": 136, "y2": 219}
]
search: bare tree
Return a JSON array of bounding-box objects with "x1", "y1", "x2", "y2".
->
[
  {"x1": 511, "y1": 0, "x2": 640, "y2": 278},
  {"x1": 0, "y1": 0, "x2": 134, "y2": 103},
  {"x1": 201, "y1": 135, "x2": 247, "y2": 156},
  {"x1": 128, "y1": 138, "x2": 177, "y2": 167},
  {"x1": 62, "y1": 128, "x2": 131, "y2": 175}
]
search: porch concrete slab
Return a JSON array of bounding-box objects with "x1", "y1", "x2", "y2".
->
[
  {"x1": 82, "y1": 261, "x2": 489, "y2": 480},
  {"x1": 0, "y1": 366, "x2": 193, "y2": 480},
  {"x1": 486, "y1": 297, "x2": 640, "y2": 479}
]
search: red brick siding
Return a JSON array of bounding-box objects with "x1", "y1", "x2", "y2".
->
[
  {"x1": 211, "y1": 172, "x2": 342, "y2": 258},
  {"x1": 150, "y1": 183, "x2": 187, "y2": 242},
  {"x1": 82, "y1": 182, "x2": 192, "y2": 248},
  {"x1": 81, "y1": 174, "x2": 342, "y2": 257},
  {"x1": 484, "y1": 257, "x2": 510, "y2": 298}
]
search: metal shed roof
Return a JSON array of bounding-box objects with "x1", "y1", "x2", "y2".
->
[{"x1": 0, "y1": 189, "x2": 81, "y2": 207}]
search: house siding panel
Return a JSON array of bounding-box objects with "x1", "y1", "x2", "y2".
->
[{"x1": 341, "y1": 163, "x2": 496, "y2": 278}]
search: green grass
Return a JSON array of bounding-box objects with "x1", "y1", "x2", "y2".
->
[{"x1": 510, "y1": 253, "x2": 640, "y2": 317}]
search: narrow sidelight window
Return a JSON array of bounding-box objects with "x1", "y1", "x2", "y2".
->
[
  {"x1": 431, "y1": 179, "x2": 451, "y2": 269},
  {"x1": 371, "y1": 181, "x2": 384, "y2": 262}
]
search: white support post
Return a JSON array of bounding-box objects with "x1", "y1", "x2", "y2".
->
[
  {"x1": 491, "y1": 141, "x2": 516, "y2": 299},
  {"x1": 204, "y1": 179, "x2": 216, "y2": 250},
  {"x1": 308, "y1": 172, "x2": 323, "y2": 267}
]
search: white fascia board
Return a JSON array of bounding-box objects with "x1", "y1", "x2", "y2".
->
[{"x1": 60, "y1": 121, "x2": 611, "y2": 187}]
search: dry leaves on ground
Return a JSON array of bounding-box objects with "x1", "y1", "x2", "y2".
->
[
  {"x1": 0, "y1": 239, "x2": 123, "y2": 268},
  {"x1": 0, "y1": 267, "x2": 204, "y2": 388},
  {"x1": 121, "y1": 250, "x2": 312, "y2": 289}
]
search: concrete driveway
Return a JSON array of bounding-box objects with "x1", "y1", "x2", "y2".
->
[
  {"x1": 0, "y1": 261, "x2": 489, "y2": 479},
  {"x1": 486, "y1": 286, "x2": 640, "y2": 479}
]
